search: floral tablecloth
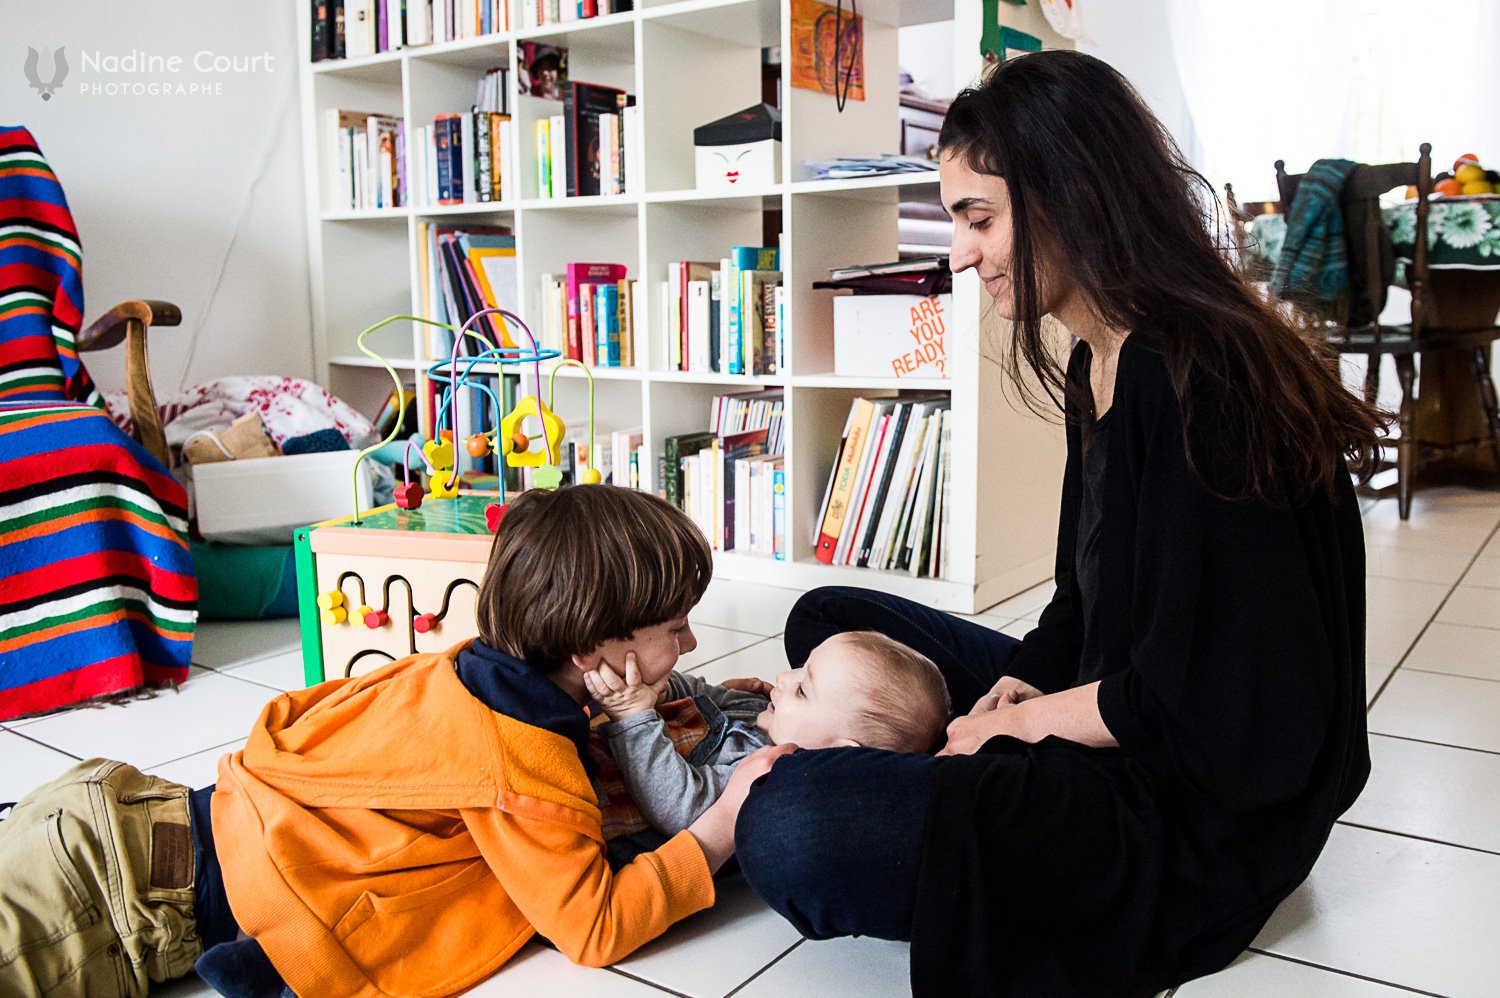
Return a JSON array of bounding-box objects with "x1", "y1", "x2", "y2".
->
[{"x1": 1248, "y1": 198, "x2": 1500, "y2": 271}]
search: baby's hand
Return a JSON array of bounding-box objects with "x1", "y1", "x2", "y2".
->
[{"x1": 584, "y1": 652, "x2": 664, "y2": 720}]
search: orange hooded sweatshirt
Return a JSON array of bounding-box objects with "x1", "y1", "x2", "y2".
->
[{"x1": 211, "y1": 641, "x2": 715, "y2": 998}]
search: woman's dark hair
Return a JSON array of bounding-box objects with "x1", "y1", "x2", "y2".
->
[{"x1": 938, "y1": 50, "x2": 1386, "y2": 505}]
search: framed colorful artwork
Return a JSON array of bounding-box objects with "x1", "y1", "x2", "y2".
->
[{"x1": 790, "y1": 0, "x2": 865, "y2": 103}]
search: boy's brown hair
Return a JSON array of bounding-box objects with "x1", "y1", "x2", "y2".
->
[
  {"x1": 477, "y1": 485, "x2": 713, "y2": 671},
  {"x1": 842, "y1": 631, "x2": 953, "y2": 754}
]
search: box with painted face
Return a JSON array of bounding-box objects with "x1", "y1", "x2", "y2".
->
[{"x1": 693, "y1": 103, "x2": 782, "y2": 192}]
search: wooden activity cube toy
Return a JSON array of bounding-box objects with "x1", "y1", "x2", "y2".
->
[{"x1": 295, "y1": 493, "x2": 497, "y2": 685}]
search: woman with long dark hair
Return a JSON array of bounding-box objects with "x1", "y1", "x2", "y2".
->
[{"x1": 734, "y1": 50, "x2": 1378, "y2": 996}]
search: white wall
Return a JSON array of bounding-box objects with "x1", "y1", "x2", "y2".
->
[
  {"x1": 2, "y1": 1, "x2": 312, "y2": 397},
  {"x1": 1076, "y1": 0, "x2": 1195, "y2": 171}
]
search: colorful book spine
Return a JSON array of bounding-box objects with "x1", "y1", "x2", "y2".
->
[
  {"x1": 435, "y1": 114, "x2": 462, "y2": 204},
  {"x1": 726, "y1": 247, "x2": 778, "y2": 375},
  {"x1": 596, "y1": 283, "x2": 621, "y2": 366},
  {"x1": 534, "y1": 118, "x2": 550, "y2": 198},
  {"x1": 772, "y1": 464, "x2": 786, "y2": 560}
]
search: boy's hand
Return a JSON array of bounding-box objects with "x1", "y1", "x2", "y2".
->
[
  {"x1": 720, "y1": 677, "x2": 773, "y2": 698},
  {"x1": 584, "y1": 652, "x2": 665, "y2": 720}
]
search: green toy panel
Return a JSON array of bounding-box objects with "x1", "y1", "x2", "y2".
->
[{"x1": 349, "y1": 494, "x2": 497, "y2": 535}]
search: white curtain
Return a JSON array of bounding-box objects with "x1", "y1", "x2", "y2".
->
[{"x1": 1164, "y1": 0, "x2": 1500, "y2": 200}]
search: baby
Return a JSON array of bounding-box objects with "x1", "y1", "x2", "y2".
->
[{"x1": 585, "y1": 630, "x2": 952, "y2": 836}]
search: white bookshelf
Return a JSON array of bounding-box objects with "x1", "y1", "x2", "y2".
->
[{"x1": 298, "y1": 0, "x2": 1069, "y2": 613}]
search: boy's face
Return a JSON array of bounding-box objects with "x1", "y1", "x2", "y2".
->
[
  {"x1": 577, "y1": 617, "x2": 697, "y2": 688},
  {"x1": 755, "y1": 634, "x2": 870, "y2": 749}
]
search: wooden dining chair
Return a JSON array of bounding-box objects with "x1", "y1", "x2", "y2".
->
[{"x1": 1272, "y1": 143, "x2": 1500, "y2": 518}]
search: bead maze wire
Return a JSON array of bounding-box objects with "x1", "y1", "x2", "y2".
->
[{"x1": 349, "y1": 305, "x2": 594, "y2": 525}]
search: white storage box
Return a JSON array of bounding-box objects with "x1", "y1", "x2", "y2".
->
[
  {"x1": 694, "y1": 103, "x2": 782, "y2": 192},
  {"x1": 833, "y1": 294, "x2": 951, "y2": 380},
  {"x1": 191, "y1": 450, "x2": 373, "y2": 545}
]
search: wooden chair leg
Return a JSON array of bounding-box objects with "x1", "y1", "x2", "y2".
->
[
  {"x1": 1395, "y1": 354, "x2": 1417, "y2": 520},
  {"x1": 1472, "y1": 345, "x2": 1500, "y2": 475},
  {"x1": 1363, "y1": 355, "x2": 1381, "y2": 405}
]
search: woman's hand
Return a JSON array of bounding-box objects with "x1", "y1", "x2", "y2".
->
[
  {"x1": 970, "y1": 675, "x2": 1044, "y2": 715},
  {"x1": 686, "y1": 743, "x2": 797, "y2": 872},
  {"x1": 583, "y1": 653, "x2": 667, "y2": 721},
  {"x1": 720, "y1": 677, "x2": 774, "y2": 698},
  {"x1": 937, "y1": 702, "x2": 1028, "y2": 756},
  {"x1": 937, "y1": 679, "x2": 1042, "y2": 756}
]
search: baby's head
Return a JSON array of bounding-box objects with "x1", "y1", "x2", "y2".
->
[{"x1": 755, "y1": 631, "x2": 952, "y2": 753}]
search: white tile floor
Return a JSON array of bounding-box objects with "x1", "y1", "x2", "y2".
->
[{"x1": 3, "y1": 486, "x2": 1497, "y2": 997}]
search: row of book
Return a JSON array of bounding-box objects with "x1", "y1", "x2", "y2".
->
[
  {"x1": 814, "y1": 394, "x2": 953, "y2": 578},
  {"x1": 519, "y1": 0, "x2": 633, "y2": 29},
  {"x1": 311, "y1": 1, "x2": 513, "y2": 61},
  {"x1": 534, "y1": 82, "x2": 640, "y2": 198},
  {"x1": 666, "y1": 248, "x2": 785, "y2": 376},
  {"x1": 417, "y1": 222, "x2": 517, "y2": 429},
  {"x1": 659, "y1": 389, "x2": 787, "y2": 558},
  {"x1": 325, "y1": 69, "x2": 512, "y2": 211},
  {"x1": 326, "y1": 110, "x2": 406, "y2": 210},
  {"x1": 535, "y1": 264, "x2": 642, "y2": 368}
]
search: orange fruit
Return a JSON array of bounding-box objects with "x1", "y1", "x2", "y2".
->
[
  {"x1": 1404, "y1": 185, "x2": 1419, "y2": 199},
  {"x1": 1435, "y1": 178, "x2": 1464, "y2": 196}
]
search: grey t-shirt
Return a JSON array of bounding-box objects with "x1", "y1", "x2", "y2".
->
[{"x1": 595, "y1": 671, "x2": 772, "y2": 835}]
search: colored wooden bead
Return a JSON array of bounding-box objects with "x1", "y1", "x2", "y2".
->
[
  {"x1": 363, "y1": 609, "x2": 390, "y2": 629},
  {"x1": 316, "y1": 590, "x2": 344, "y2": 611},
  {"x1": 413, "y1": 613, "x2": 438, "y2": 634},
  {"x1": 466, "y1": 433, "x2": 492, "y2": 458},
  {"x1": 320, "y1": 606, "x2": 347, "y2": 626},
  {"x1": 485, "y1": 502, "x2": 508, "y2": 533},
  {"x1": 580, "y1": 467, "x2": 602, "y2": 485},
  {"x1": 395, "y1": 481, "x2": 425, "y2": 509}
]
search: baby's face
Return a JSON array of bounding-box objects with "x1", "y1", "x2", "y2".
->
[{"x1": 755, "y1": 634, "x2": 871, "y2": 749}]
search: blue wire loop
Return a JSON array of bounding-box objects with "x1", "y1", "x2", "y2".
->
[{"x1": 348, "y1": 307, "x2": 569, "y2": 525}]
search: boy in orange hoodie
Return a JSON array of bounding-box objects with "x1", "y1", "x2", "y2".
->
[{"x1": 0, "y1": 486, "x2": 787, "y2": 998}]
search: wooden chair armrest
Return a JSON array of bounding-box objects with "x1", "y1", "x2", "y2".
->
[
  {"x1": 77, "y1": 299, "x2": 182, "y2": 352},
  {"x1": 77, "y1": 299, "x2": 182, "y2": 469}
]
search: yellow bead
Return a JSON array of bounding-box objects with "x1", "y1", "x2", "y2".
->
[
  {"x1": 321, "y1": 606, "x2": 348, "y2": 626},
  {"x1": 317, "y1": 590, "x2": 344, "y2": 611},
  {"x1": 581, "y1": 467, "x2": 603, "y2": 484},
  {"x1": 354, "y1": 604, "x2": 373, "y2": 620}
]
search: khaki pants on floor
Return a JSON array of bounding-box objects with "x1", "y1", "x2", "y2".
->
[{"x1": 0, "y1": 759, "x2": 201, "y2": 997}]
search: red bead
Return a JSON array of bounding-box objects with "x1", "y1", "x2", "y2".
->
[
  {"x1": 395, "y1": 481, "x2": 425, "y2": 509},
  {"x1": 485, "y1": 502, "x2": 508, "y2": 533},
  {"x1": 363, "y1": 609, "x2": 389, "y2": 629},
  {"x1": 413, "y1": 613, "x2": 438, "y2": 634}
]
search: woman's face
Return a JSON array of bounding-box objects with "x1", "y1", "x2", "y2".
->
[
  {"x1": 941, "y1": 152, "x2": 1071, "y2": 321},
  {"x1": 941, "y1": 152, "x2": 1019, "y2": 318}
]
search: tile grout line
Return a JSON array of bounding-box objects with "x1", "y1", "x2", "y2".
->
[
  {"x1": 1366, "y1": 731, "x2": 1500, "y2": 760},
  {"x1": 602, "y1": 966, "x2": 695, "y2": 998},
  {"x1": 1, "y1": 725, "x2": 84, "y2": 760},
  {"x1": 1241, "y1": 948, "x2": 1449, "y2": 997},
  {"x1": 1366, "y1": 518, "x2": 1500, "y2": 712},
  {"x1": 720, "y1": 939, "x2": 805, "y2": 998},
  {"x1": 145, "y1": 738, "x2": 248, "y2": 775},
  {"x1": 1334, "y1": 819, "x2": 1500, "y2": 860},
  {"x1": 1398, "y1": 665, "x2": 1500, "y2": 684}
]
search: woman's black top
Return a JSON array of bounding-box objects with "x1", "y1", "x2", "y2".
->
[{"x1": 909, "y1": 335, "x2": 1369, "y2": 997}]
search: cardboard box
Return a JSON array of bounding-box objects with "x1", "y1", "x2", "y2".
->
[
  {"x1": 833, "y1": 294, "x2": 951, "y2": 380},
  {"x1": 192, "y1": 450, "x2": 373, "y2": 545}
]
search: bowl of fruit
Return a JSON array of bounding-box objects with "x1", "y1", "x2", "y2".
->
[{"x1": 1413, "y1": 153, "x2": 1500, "y2": 199}]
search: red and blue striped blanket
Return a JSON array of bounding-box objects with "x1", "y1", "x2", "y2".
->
[{"x1": 0, "y1": 126, "x2": 195, "y2": 720}]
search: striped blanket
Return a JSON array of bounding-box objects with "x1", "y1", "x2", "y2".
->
[{"x1": 0, "y1": 125, "x2": 196, "y2": 721}]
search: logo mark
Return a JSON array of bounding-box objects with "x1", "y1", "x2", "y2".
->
[{"x1": 24, "y1": 47, "x2": 68, "y2": 101}]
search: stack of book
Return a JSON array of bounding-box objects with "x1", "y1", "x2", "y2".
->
[
  {"x1": 534, "y1": 82, "x2": 640, "y2": 198},
  {"x1": 417, "y1": 222, "x2": 517, "y2": 430},
  {"x1": 665, "y1": 247, "x2": 785, "y2": 376},
  {"x1": 325, "y1": 110, "x2": 406, "y2": 211},
  {"x1": 404, "y1": 68, "x2": 513, "y2": 208},
  {"x1": 814, "y1": 394, "x2": 953, "y2": 578},
  {"x1": 660, "y1": 389, "x2": 786, "y2": 558},
  {"x1": 312, "y1": 1, "x2": 511, "y2": 61},
  {"x1": 519, "y1": 0, "x2": 632, "y2": 29},
  {"x1": 536, "y1": 264, "x2": 641, "y2": 368}
]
